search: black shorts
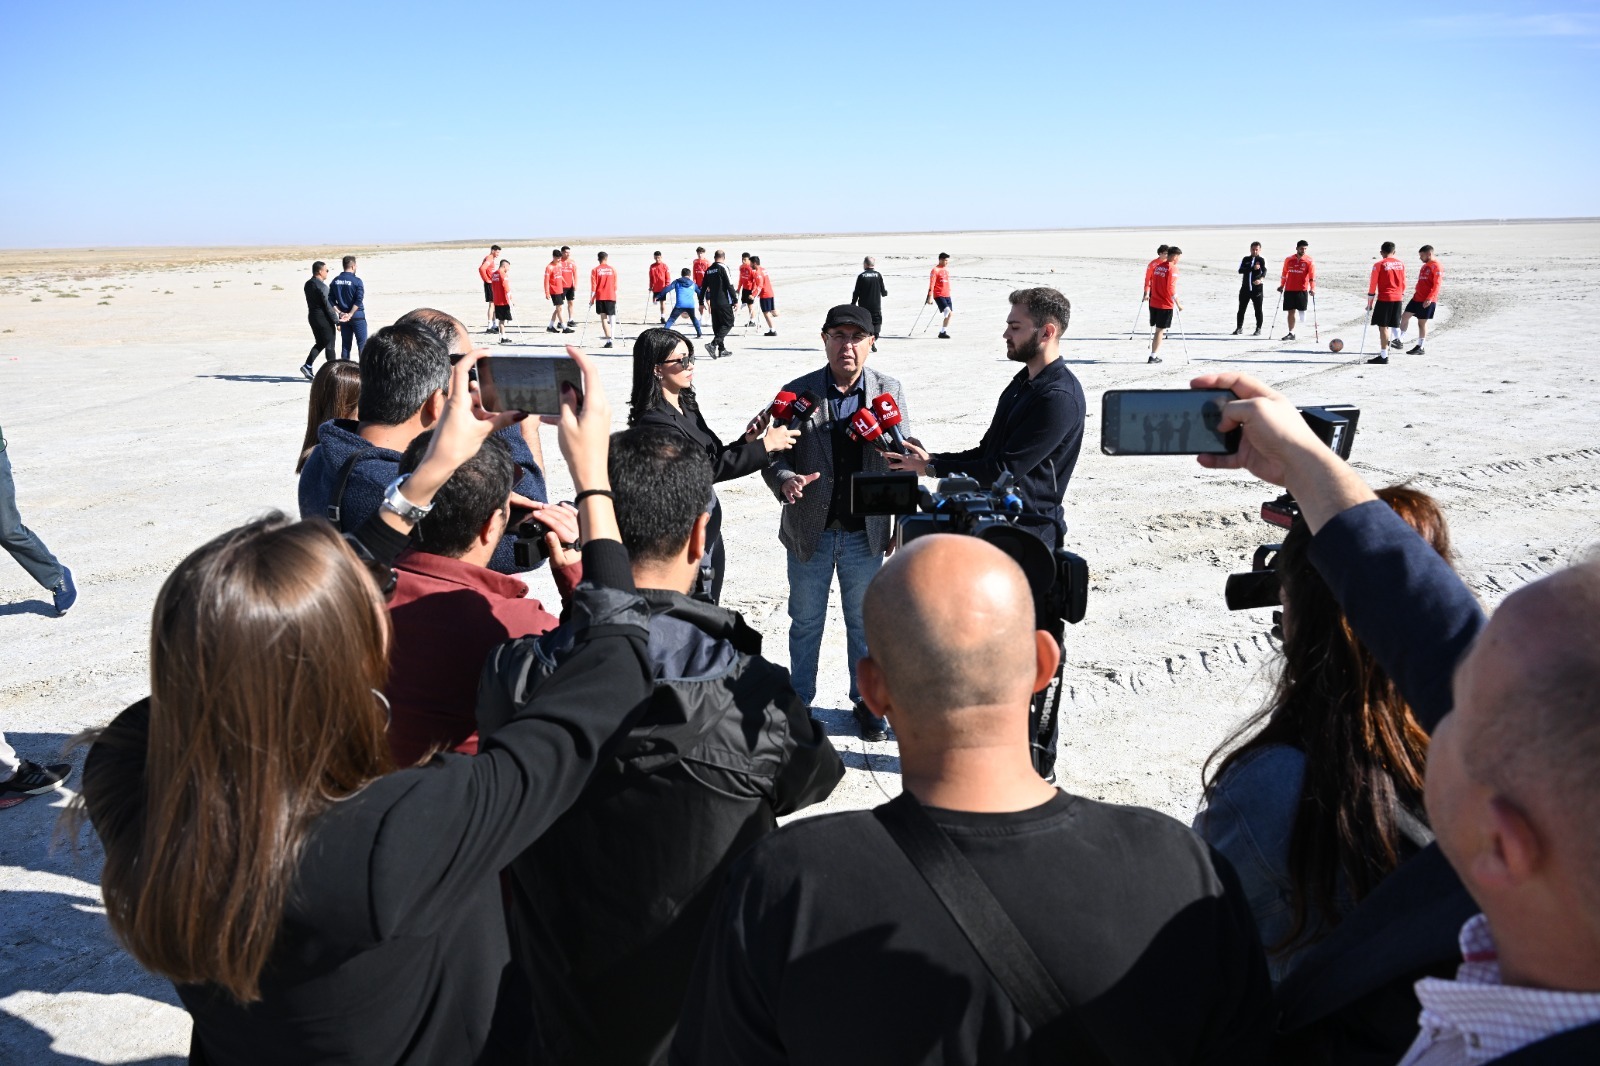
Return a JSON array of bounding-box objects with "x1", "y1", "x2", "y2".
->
[
  {"x1": 934, "y1": 296, "x2": 953, "y2": 313},
  {"x1": 1404, "y1": 298, "x2": 1436, "y2": 320},
  {"x1": 595, "y1": 299, "x2": 616, "y2": 315},
  {"x1": 1149, "y1": 307, "x2": 1174, "y2": 329},
  {"x1": 653, "y1": 289, "x2": 668, "y2": 302},
  {"x1": 494, "y1": 304, "x2": 513, "y2": 322},
  {"x1": 551, "y1": 293, "x2": 566, "y2": 307},
  {"x1": 1282, "y1": 290, "x2": 1309, "y2": 312},
  {"x1": 1371, "y1": 300, "x2": 1402, "y2": 327},
  {"x1": 483, "y1": 281, "x2": 495, "y2": 302},
  {"x1": 563, "y1": 287, "x2": 575, "y2": 301},
  {"x1": 759, "y1": 296, "x2": 776, "y2": 313},
  {"x1": 740, "y1": 288, "x2": 754, "y2": 305}
]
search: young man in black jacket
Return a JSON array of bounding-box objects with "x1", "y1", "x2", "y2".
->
[
  {"x1": 700, "y1": 250, "x2": 738, "y2": 357},
  {"x1": 1234, "y1": 241, "x2": 1267, "y2": 336},
  {"x1": 672, "y1": 532, "x2": 1274, "y2": 1065},
  {"x1": 479, "y1": 425, "x2": 844, "y2": 1066},
  {"x1": 1194, "y1": 371, "x2": 1600, "y2": 1065}
]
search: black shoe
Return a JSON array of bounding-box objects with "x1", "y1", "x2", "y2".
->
[
  {"x1": 1230, "y1": 328, "x2": 1242, "y2": 335},
  {"x1": 546, "y1": 326, "x2": 559, "y2": 333},
  {"x1": 660, "y1": 317, "x2": 667, "y2": 324},
  {"x1": 1281, "y1": 332, "x2": 1295, "y2": 341},
  {"x1": 562, "y1": 326, "x2": 576, "y2": 334},
  {"x1": 1147, "y1": 355, "x2": 1162, "y2": 363},
  {"x1": 499, "y1": 336, "x2": 512, "y2": 344},
  {"x1": 1366, "y1": 354, "x2": 1389, "y2": 365},
  {"x1": 299, "y1": 364, "x2": 315, "y2": 381},
  {"x1": 1407, "y1": 344, "x2": 1424, "y2": 355},
  {"x1": 1389, "y1": 338, "x2": 1404, "y2": 350},
  {"x1": 938, "y1": 331, "x2": 950, "y2": 339},
  {"x1": 1252, "y1": 328, "x2": 1261, "y2": 336},
  {"x1": 852, "y1": 701, "x2": 889, "y2": 742},
  {"x1": 0, "y1": 759, "x2": 71, "y2": 800},
  {"x1": 602, "y1": 340, "x2": 613, "y2": 348},
  {"x1": 54, "y1": 568, "x2": 77, "y2": 615},
  {"x1": 764, "y1": 330, "x2": 777, "y2": 337}
]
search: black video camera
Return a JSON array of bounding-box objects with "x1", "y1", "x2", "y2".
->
[
  {"x1": 509, "y1": 504, "x2": 579, "y2": 569},
  {"x1": 1225, "y1": 405, "x2": 1361, "y2": 623}
]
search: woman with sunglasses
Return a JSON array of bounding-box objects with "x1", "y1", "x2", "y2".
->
[
  {"x1": 75, "y1": 348, "x2": 655, "y2": 1066},
  {"x1": 628, "y1": 327, "x2": 798, "y2": 602}
]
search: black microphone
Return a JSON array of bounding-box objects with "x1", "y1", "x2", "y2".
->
[{"x1": 785, "y1": 390, "x2": 823, "y2": 430}]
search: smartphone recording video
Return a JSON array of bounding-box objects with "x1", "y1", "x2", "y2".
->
[
  {"x1": 1100, "y1": 389, "x2": 1240, "y2": 456},
  {"x1": 476, "y1": 356, "x2": 584, "y2": 416}
]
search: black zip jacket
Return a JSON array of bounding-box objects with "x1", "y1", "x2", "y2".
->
[
  {"x1": 81, "y1": 541, "x2": 651, "y2": 1066},
  {"x1": 851, "y1": 270, "x2": 888, "y2": 311},
  {"x1": 478, "y1": 588, "x2": 845, "y2": 1066}
]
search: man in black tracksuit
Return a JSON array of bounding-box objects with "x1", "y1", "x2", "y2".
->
[
  {"x1": 700, "y1": 250, "x2": 738, "y2": 357},
  {"x1": 1235, "y1": 241, "x2": 1267, "y2": 336},
  {"x1": 851, "y1": 256, "x2": 889, "y2": 349},
  {"x1": 301, "y1": 260, "x2": 340, "y2": 377},
  {"x1": 479, "y1": 425, "x2": 843, "y2": 1066}
]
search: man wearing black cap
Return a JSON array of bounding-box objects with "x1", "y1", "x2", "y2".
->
[{"x1": 763, "y1": 305, "x2": 910, "y2": 742}]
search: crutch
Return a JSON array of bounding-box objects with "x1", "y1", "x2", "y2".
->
[
  {"x1": 1358, "y1": 303, "x2": 1371, "y2": 357},
  {"x1": 1128, "y1": 297, "x2": 1146, "y2": 339},
  {"x1": 1310, "y1": 291, "x2": 1320, "y2": 343},
  {"x1": 1268, "y1": 288, "x2": 1283, "y2": 338},
  {"x1": 920, "y1": 303, "x2": 937, "y2": 334},
  {"x1": 1175, "y1": 307, "x2": 1191, "y2": 363},
  {"x1": 906, "y1": 303, "x2": 928, "y2": 338}
]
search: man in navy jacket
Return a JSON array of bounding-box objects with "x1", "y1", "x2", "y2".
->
[
  {"x1": 1196, "y1": 371, "x2": 1600, "y2": 1065},
  {"x1": 330, "y1": 254, "x2": 367, "y2": 359}
]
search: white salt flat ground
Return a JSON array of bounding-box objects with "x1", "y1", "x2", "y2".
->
[{"x1": 1, "y1": 220, "x2": 1597, "y2": 1062}]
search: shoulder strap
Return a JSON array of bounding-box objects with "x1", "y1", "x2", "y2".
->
[
  {"x1": 327, "y1": 444, "x2": 376, "y2": 532},
  {"x1": 874, "y1": 793, "x2": 1115, "y2": 1064}
]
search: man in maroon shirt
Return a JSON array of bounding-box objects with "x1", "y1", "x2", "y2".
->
[{"x1": 383, "y1": 430, "x2": 582, "y2": 766}]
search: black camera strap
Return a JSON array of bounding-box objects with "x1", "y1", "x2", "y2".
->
[
  {"x1": 873, "y1": 793, "x2": 1115, "y2": 1064},
  {"x1": 327, "y1": 444, "x2": 377, "y2": 532}
]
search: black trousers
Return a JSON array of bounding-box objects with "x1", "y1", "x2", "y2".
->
[
  {"x1": 1236, "y1": 287, "x2": 1264, "y2": 330},
  {"x1": 307, "y1": 314, "x2": 338, "y2": 365},
  {"x1": 866, "y1": 307, "x2": 883, "y2": 338},
  {"x1": 710, "y1": 302, "x2": 735, "y2": 349}
]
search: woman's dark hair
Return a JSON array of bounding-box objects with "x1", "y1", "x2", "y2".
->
[
  {"x1": 627, "y1": 328, "x2": 698, "y2": 426},
  {"x1": 1204, "y1": 485, "x2": 1452, "y2": 954},
  {"x1": 297, "y1": 361, "x2": 361, "y2": 472},
  {"x1": 78, "y1": 515, "x2": 394, "y2": 1002}
]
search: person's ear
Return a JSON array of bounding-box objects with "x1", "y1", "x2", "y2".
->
[
  {"x1": 1474, "y1": 795, "x2": 1544, "y2": 891},
  {"x1": 1033, "y1": 630, "x2": 1061, "y2": 693},
  {"x1": 857, "y1": 656, "x2": 892, "y2": 724},
  {"x1": 423, "y1": 389, "x2": 446, "y2": 427},
  {"x1": 686, "y1": 512, "x2": 710, "y2": 566}
]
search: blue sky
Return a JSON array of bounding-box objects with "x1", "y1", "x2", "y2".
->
[{"x1": 2, "y1": 1, "x2": 1596, "y2": 247}]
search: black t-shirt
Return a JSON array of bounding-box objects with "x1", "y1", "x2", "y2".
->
[
  {"x1": 824, "y1": 381, "x2": 867, "y2": 531},
  {"x1": 851, "y1": 270, "x2": 888, "y2": 312},
  {"x1": 672, "y1": 791, "x2": 1274, "y2": 1065}
]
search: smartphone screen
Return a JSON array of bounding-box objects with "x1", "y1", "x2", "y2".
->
[
  {"x1": 1100, "y1": 389, "x2": 1240, "y2": 455},
  {"x1": 476, "y1": 356, "x2": 584, "y2": 415}
]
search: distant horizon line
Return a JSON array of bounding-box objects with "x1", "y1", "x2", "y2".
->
[{"x1": 3, "y1": 216, "x2": 1595, "y2": 257}]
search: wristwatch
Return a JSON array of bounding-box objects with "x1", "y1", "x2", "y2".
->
[
  {"x1": 924, "y1": 459, "x2": 939, "y2": 479},
  {"x1": 379, "y1": 474, "x2": 433, "y2": 524}
]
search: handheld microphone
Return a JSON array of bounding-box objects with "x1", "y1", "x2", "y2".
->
[
  {"x1": 847, "y1": 408, "x2": 890, "y2": 452},
  {"x1": 785, "y1": 390, "x2": 823, "y2": 429},
  {"x1": 869, "y1": 393, "x2": 906, "y2": 452},
  {"x1": 768, "y1": 390, "x2": 797, "y2": 421}
]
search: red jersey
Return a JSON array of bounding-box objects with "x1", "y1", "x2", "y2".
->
[
  {"x1": 490, "y1": 270, "x2": 509, "y2": 305},
  {"x1": 1281, "y1": 254, "x2": 1315, "y2": 292},
  {"x1": 1413, "y1": 260, "x2": 1442, "y2": 303},
  {"x1": 757, "y1": 268, "x2": 774, "y2": 298},
  {"x1": 928, "y1": 266, "x2": 951, "y2": 298},
  {"x1": 1143, "y1": 256, "x2": 1164, "y2": 293},
  {"x1": 1369, "y1": 257, "x2": 1407, "y2": 302},
  {"x1": 560, "y1": 259, "x2": 577, "y2": 288},
  {"x1": 1148, "y1": 262, "x2": 1177, "y2": 309},
  {"x1": 591, "y1": 264, "x2": 617, "y2": 301},
  {"x1": 649, "y1": 261, "x2": 670, "y2": 292},
  {"x1": 738, "y1": 263, "x2": 753, "y2": 291},
  {"x1": 478, "y1": 253, "x2": 497, "y2": 284},
  {"x1": 693, "y1": 257, "x2": 710, "y2": 286},
  {"x1": 543, "y1": 261, "x2": 564, "y2": 297}
]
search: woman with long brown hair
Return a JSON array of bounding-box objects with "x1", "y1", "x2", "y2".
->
[
  {"x1": 76, "y1": 349, "x2": 652, "y2": 1065},
  {"x1": 1195, "y1": 485, "x2": 1454, "y2": 983},
  {"x1": 296, "y1": 359, "x2": 361, "y2": 472}
]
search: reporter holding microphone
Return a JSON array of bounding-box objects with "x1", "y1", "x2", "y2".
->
[
  {"x1": 889, "y1": 287, "x2": 1086, "y2": 550},
  {"x1": 75, "y1": 346, "x2": 651, "y2": 1066},
  {"x1": 629, "y1": 327, "x2": 799, "y2": 602}
]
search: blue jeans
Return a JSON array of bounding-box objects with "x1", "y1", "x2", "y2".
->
[
  {"x1": 339, "y1": 316, "x2": 368, "y2": 359},
  {"x1": 0, "y1": 447, "x2": 64, "y2": 591},
  {"x1": 786, "y1": 530, "x2": 882, "y2": 706},
  {"x1": 664, "y1": 306, "x2": 702, "y2": 337}
]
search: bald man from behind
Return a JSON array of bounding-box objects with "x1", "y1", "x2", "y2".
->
[{"x1": 672, "y1": 534, "x2": 1274, "y2": 1065}]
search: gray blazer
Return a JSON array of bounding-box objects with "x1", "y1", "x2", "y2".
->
[{"x1": 761, "y1": 365, "x2": 909, "y2": 562}]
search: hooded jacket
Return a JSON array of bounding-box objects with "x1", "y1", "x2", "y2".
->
[{"x1": 478, "y1": 588, "x2": 844, "y2": 1066}]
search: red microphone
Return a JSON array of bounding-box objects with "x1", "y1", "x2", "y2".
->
[
  {"x1": 769, "y1": 390, "x2": 797, "y2": 421},
  {"x1": 870, "y1": 393, "x2": 906, "y2": 451},
  {"x1": 848, "y1": 408, "x2": 889, "y2": 452}
]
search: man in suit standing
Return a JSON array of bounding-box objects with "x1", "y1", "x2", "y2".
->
[
  {"x1": 764, "y1": 305, "x2": 908, "y2": 742},
  {"x1": 1234, "y1": 241, "x2": 1267, "y2": 336}
]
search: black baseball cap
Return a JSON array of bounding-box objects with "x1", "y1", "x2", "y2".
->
[{"x1": 821, "y1": 304, "x2": 876, "y2": 336}]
